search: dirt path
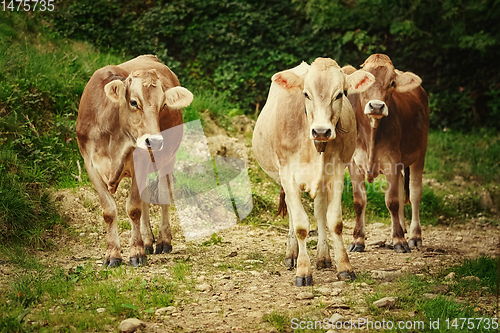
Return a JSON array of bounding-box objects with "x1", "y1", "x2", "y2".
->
[{"x1": 35, "y1": 183, "x2": 500, "y2": 332}]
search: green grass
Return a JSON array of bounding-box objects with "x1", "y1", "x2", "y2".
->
[
  {"x1": 361, "y1": 256, "x2": 499, "y2": 332},
  {"x1": 425, "y1": 129, "x2": 500, "y2": 184},
  {"x1": 0, "y1": 255, "x2": 179, "y2": 333},
  {"x1": 263, "y1": 311, "x2": 290, "y2": 333},
  {"x1": 0, "y1": 12, "x2": 126, "y2": 246}
]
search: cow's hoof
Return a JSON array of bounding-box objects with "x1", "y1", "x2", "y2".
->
[
  {"x1": 295, "y1": 275, "x2": 313, "y2": 286},
  {"x1": 103, "y1": 257, "x2": 122, "y2": 268},
  {"x1": 394, "y1": 243, "x2": 411, "y2": 253},
  {"x1": 316, "y1": 258, "x2": 332, "y2": 269},
  {"x1": 130, "y1": 256, "x2": 147, "y2": 267},
  {"x1": 144, "y1": 245, "x2": 154, "y2": 255},
  {"x1": 155, "y1": 244, "x2": 172, "y2": 254},
  {"x1": 337, "y1": 271, "x2": 357, "y2": 281},
  {"x1": 285, "y1": 258, "x2": 297, "y2": 270},
  {"x1": 348, "y1": 243, "x2": 365, "y2": 252},
  {"x1": 408, "y1": 239, "x2": 422, "y2": 249}
]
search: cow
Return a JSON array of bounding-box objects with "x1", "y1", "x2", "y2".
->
[
  {"x1": 252, "y1": 58, "x2": 375, "y2": 285},
  {"x1": 343, "y1": 54, "x2": 429, "y2": 254},
  {"x1": 76, "y1": 55, "x2": 193, "y2": 267}
]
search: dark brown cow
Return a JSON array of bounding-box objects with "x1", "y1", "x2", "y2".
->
[
  {"x1": 76, "y1": 55, "x2": 193, "y2": 267},
  {"x1": 344, "y1": 54, "x2": 429, "y2": 253}
]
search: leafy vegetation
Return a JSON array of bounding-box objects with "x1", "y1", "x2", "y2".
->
[{"x1": 51, "y1": 0, "x2": 500, "y2": 131}]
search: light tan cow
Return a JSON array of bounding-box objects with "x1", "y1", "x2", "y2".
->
[
  {"x1": 252, "y1": 58, "x2": 375, "y2": 285},
  {"x1": 343, "y1": 54, "x2": 429, "y2": 254},
  {"x1": 76, "y1": 55, "x2": 193, "y2": 267}
]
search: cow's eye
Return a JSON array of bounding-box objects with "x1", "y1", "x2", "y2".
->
[
  {"x1": 130, "y1": 100, "x2": 138, "y2": 108},
  {"x1": 304, "y1": 92, "x2": 310, "y2": 100},
  {"x1": 335, "y1": 92, "x2": 343, "y2": 100}
]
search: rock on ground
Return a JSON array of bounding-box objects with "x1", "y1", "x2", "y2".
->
[
  {"x1": 118, "y1": 318, "x2": 144, "y2": 333},
  {"x1": 373, "y1": 297, "x2": 398, "y2": 308}
]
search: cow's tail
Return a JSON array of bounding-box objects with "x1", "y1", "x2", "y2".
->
[
  {"x1": 276, "y1": 186, "x2": 288, "y2": 218},
  {"x1": 404, "y1": 166, "x2": 410, "y2": 204}
]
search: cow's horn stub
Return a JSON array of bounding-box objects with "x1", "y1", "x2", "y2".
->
[{"x1": 314, "y1": 140, "x2": 327, "y2": 154}]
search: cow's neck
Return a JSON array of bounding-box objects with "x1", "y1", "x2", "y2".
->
[{"x1": 366, "y1": 123, "x2": 380, "y2": 180}]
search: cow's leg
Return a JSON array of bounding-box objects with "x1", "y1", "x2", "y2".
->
[
  {"x1": 155, "y1": 204, "x2": 172, "y2": 254},
  {"x1": 408, "y1": 158, "x2": 424, "y2": 248},
  {"x1": 127, "y1": 175, "x2": 147, "y2": 266},
  {"x1": 328, "y1": 164, "x2": 356, "y2": 280},
  {"x1": 348, "y1": 162, "x2": 367, "y2": 252},
  {"x1": 282, "y1": 180, "x2": 312, "y2": 286},
  {"x1": 399, "y1": 171, "x2": 407, "y2": 233},
  {"x1": 85, "y1": 162, "x2": 122, "y2": 267},
  {"x1": 285, "y1": 210, "x2": 299, "y2": 269},
  {"x1": 385, "y1": 173, "x2": 411, "y2": 253},
  {"x1": 315, "y1": 185, "x2": 332, "y2": 269},
  {"x1": 140, "y1": 201, "x2": 155, "y2": 254},
  {"x1": 156, "y1": 174, "x2": 172, "y2": 254}
]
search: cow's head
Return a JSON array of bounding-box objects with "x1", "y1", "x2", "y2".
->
[
  {"x1": 104, "y1": 69, "x2": 193, "y2": 150},
  {"x1": 354, "y1": 54, "x2": 422, "y2": 128},
  {"x1": 272, "y1": 58, "x2": 374, "y2": 142}
]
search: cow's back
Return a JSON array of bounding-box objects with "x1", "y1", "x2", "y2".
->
[{"x1": 253, "y1": 83, "x2": 307, "y2": 181}]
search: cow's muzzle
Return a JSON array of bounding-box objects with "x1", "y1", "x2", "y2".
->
[
  {"x1": 311, "y1": 128, "x2": 332, "y2": 141},
  {"x1": 137, "y1": 134, "x2": 163, "y2": 151},
  {"x1": 364, "y1": 100, "x2": 388, "y2": 119},
  {"x1": 145, "y1": 135, "x2": 163, "y2": 151}
]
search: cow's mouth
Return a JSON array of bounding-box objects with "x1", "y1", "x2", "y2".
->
[
  {"x1": 367, "y1": 114, "x2": 384, "y2": 120},
  {"x1": 314, "y1": 140, "x2": 327, "y2": 154}
]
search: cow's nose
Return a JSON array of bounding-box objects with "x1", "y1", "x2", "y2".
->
[
  {"x1": 311, "y1": 128, "x2": 331, "y2": 140},
  {"x1": 145, "y1": 136, "x2": 163, "y2": 151},
  {"x1": 368, "y1": 101, "x2": 386, "y2": 114}
]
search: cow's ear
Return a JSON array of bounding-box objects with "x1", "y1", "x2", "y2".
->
[
  {"x1": 341, "y1": 65, "x2": 357, "y2": 75},
  {"x1": 165, "y1": 86, "x2": 194, "y2": 109},
  {"x1": 271, "y1": 62, "x2": 309, "y2": 94},
  {"x1": 345, "y1": 70, "x2": 375, "y2": 94},
  {"x1": 395, "y1": 71, "x2": 422, "y2": 92},
  {"x1": 104, "y1": 80, "x2": 125, "y2": 102},
  {"x1": 272, "y1": 71, "x2": 304, "y2": 94}
]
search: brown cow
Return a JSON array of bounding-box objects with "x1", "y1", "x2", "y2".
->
[
  {"x1": 253, "y1": 58, "x2": 375, "y2": 285},
  {"x1": 76, "y1": 55, "x2": 193, "y2": 267},
  {"x1": 344, "y1": 54, "x2": 429, "y2": 253}
]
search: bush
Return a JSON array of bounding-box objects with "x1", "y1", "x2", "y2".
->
[{"x1": 51, "y1": 0, "x2": 500, "y2": 131}]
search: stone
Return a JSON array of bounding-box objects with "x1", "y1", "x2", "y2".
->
[
  {"x1": 463, "y1": 276, "x2": 480, "y2": 282},
  {"x1": 432, "y1": 285, "x2": 449, "y2": 294},
  {"x1": 371, "y1": 222, "x2": 386, "y2": 229},
  {"x1": 155, "y1": 306, "x2": 176, "y2": 316},
  {"x1": 480, "y1": 189, "x2": 494, "y2": 211},
  {"x1": 373, "y1": 297, "x2": 398, "y2": 308},
  {"x1": 331, "y1": 288, "x2": 342, "y2": 296},
  {"x1": 444, "y1": 272, "x2": 455, "y2": 280},
  {"x1": 454, "y1": 236, "x2": 463, "y2": 242},
  {"x1": 331, "y1": 281, "x2": 346, "y2": 289},
  {"x1": 118, "y1": 318, "x2": 144, "y2": 333},
  {"x1": 371, "y1": 270, "x2": 402, "y2": 281},
  {"x1": 96, "y1": 308, "x2": 105, "y2": 313},
  {"x1": 423, "y1": 293, "x2": 438, "y2": 299},
  {"x1": 197, "y1": 283, "x2": 211, "y2": 292},
  {"x1": 296, "y1": 292, "x2": 315, "y2": 300},
  {"x1": 330, "y1": 313, "x2": 344, "y2": 323},
  {"x1": 316, "y1": 287, "x2": 331, "y2": 295}
]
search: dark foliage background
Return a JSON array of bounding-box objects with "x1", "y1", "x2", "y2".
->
[{"x1": 51, "y1": 0, "x2": 500, "y2": 130}]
